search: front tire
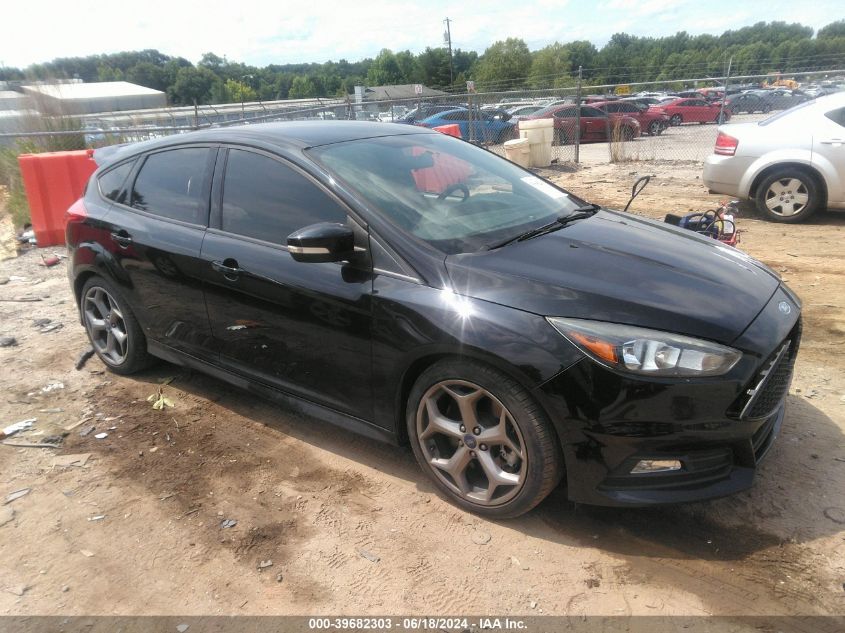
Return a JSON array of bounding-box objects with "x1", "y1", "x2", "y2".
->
[
  {"x1": 755, "y1": 169, "x2": 822, "y2": 223},
  {"x1": 647, "y1": 120, "x2": 661, "y2": 136},
  {"x1": 407, "y1": 359, "x2": 563, "y2": 518},
  {"x1": 80, "y1": 276, "x2": 153, "y2": 375}
]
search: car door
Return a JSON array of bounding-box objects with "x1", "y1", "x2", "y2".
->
[
  {"x1": 580, "y1": 106, "x2": 609, "y2": 140},
  {"x1": 814, "y1": 105, "x2": 845, "y2": 205},
  {"x1": 106, "y1": 145, "x2": 217, "y2": 360},
  {"x1": 199, "y1": 146, "x2": 374, "y2": 419}
]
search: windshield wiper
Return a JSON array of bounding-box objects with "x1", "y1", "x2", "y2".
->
[{"x1": 484, "y1": 205, "x2": 600, "y2": 250}]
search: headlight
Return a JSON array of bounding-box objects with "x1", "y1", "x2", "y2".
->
[{"x1": 547, "y1": 317, "x2": 742, "y2": 377}]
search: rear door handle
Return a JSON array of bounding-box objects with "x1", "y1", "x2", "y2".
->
[
  {"x1": 211, "y1": 259, "x2": 242, "y2": 281},
  {"x1": 819, "y1": 138, "x2": 843, "y2": 144},
  {"x1": 110, "y1": 231, "x2": 133, "y2": 248}
]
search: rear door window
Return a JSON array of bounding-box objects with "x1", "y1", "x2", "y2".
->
[
  {"x1": 220, "y1": 149, "x2": 348, "y2": 245},
  {"x1": 130, "y1": 148, "x2": 212, "y2": 225}
]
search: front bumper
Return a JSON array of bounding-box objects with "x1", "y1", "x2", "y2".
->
[{"x1": 536, "y1": 287, "x2": 801, "y2": 507}]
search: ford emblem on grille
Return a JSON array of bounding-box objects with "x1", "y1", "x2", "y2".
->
[{"x1": 778, "y1": 301, "x2": 791, "y2": 315}]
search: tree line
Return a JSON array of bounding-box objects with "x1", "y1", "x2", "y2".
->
[{"x1": 1, "y1": 20, "x2": 843, "y2": 106}]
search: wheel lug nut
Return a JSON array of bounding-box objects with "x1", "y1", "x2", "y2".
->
[
  {"x1": 480, "y1": 444, "x2": 487, "y2": 451},
  {"x1": 473, "y1": 427, "x2": 480, "y2": 435},
  {"x1": 458, "y1": 441, "x2": 463, "y2": 446},
  {"x1": 459, "y1": 425, "x2": 466, "y2": 432},
  {"x1": 470, "y1": 451, "x2": 476, "y2": 458}
]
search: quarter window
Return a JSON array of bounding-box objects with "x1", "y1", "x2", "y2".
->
[
  {"x1": 221, "y1": 149, "x2": 348, "y2": 245},
  {"x1": 98, "y1": 160, "x2": 135, "y2": 203},
  {"x1": 130, "y1": 148, "x2": 211, "y2": 224}
]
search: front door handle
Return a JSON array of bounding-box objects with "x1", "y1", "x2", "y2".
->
[
  {"x1": 110, "y1": 231, "x2": 133, "y2": 248},
  {"x1": 211, "y1": 259, "x2": 242, "y2": 281},
  {"x1": 819, "y1": 138, "x2": 843, "y2": 145}
]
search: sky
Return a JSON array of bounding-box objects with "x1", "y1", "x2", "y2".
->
[{"x1": 0, "y1": 0, "x2": 842, "y2": 69}]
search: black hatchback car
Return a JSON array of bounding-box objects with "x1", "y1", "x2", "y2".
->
[{"x1": 67, "y1": 122, "x2": 801, "y2": 517}]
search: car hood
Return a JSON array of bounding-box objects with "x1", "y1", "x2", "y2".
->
[{"x1": 445, "y1": 210, "x2": 780, "y2": 345}]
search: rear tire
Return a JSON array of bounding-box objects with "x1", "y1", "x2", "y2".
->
[
  {"x1": 407, "y1": 359, "x2": 563, "y2": 518},
  {"x1": 647, "y1": 120, "x2": 661, "y2": 136},
  {"x1": 755, "y1": 169, "x2": 822, "y2": 223},
  {"x1": 80, "y1": 276, "x2": 154, "y2": 375},
  {"x1": 670, "y1": 114, "x2": 682, "y2": 126}
]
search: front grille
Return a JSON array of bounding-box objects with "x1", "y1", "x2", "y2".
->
[{"x1": 733, "y1": 320, "x2": 801, "y2": 420}]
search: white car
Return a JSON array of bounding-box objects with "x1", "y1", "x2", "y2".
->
[{"x1": 703, "y1": 92, "x2": 845, "y2": 223}]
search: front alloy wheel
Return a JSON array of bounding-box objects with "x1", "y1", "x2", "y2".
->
[
  {"x1": 407, "y1": 359, "x2": 563, "y2": 518},
  {"x1": 416, "y1": 380, "x2": 526, "y2": 505}
]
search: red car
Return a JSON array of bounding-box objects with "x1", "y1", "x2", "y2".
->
[
  {"x1": 591, "y1": 100, "x2": 670, "y2": 136},
  {"x1": 660, "y1": 98, "x2": 731, "y2": 126},
  {"x1": 521, "y1": 104, "x2": 641, "y2": 145}
]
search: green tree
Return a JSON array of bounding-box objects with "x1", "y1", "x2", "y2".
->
[
  {"x1": 288, "y1": 75, "x2": 317, "y2": 99},
  {"x1": 475, "y1": 38, "x2": 532, "y2": 89},
  {"x1": 366, "y1": 49, "x2": 404, "y2": 85},
  {"x1": 169, "y1": 66, "x2": 217, "y2": 105},
  {"x1": 818, "y1": 21, "x2": 845, "y2": 39},
  {"x1": 529, "y1": 43, "x2": 571, "y2": 87}
]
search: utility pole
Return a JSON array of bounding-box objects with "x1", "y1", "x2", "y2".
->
[
  {"x1": 575, "y1": 66, "x2": 582, "y2": 163},
  {"x1": 718, "y1": 56, "x2": 732, "y2": 127},
  {"x1": 443, "y1": 17, "x2": 454, "y2": 85}
]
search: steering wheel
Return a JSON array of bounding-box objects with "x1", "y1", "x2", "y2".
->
[{"x1": 437, "y1": 183, "x2": 470, "y2": 202}]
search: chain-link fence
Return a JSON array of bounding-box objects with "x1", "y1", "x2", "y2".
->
[{"x1": 1, "y1": 69, "x2": 843, "y2": 166}]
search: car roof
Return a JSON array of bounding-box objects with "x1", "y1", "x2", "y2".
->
[{"x1": 93, "y1": 120, "x2": 439, "y2": 165}]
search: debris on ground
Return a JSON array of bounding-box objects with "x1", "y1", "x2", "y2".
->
[
  {"x1": 88, "y1": 515, "x2": 105, "y2": 522},
  {"x1": 176, "y1": 625, "x2": 190, "y2": 633},
  {"x1": 359, "y1": 549, "x2": 380, "y2": 563},
  {"x1": 40, "y1": 254, "x2": 60, "y2": 267},
  {"x1": 52, "y1": 453, "x2": 92, "y2": 468},
  {"x1": 147, "y1": 386, "x2": 174, "y2": 410},
  {"x1": 1, "y1": 418, "x2": 36, "y2": 439},
  {"x1": 220, "y1": 519, "x2": 237, "y2": 528},
  {"x1": 0, "y1": 506, "x2": 14, "y2": 527},
  {"x1": 823, "y1": 507, "x2": 845, "y2": 525},
  {"x1": 258, "y1": 559, "x2": 273, "y2": 569},
  {"x1": 6, "y1": 585, "x2": 29, "y2": 597},
  {"x1": 79, "y1": 549, "x2": 94, "y2": 557},
  {"x1": 75, "y1": 347, "x2": 95, "y2": 370},
  {"x1": 0, "y1": 336, "x2": 17, "y2": 347},
  {"x1": 276, "y1": 573, "x2": 284, "y2": 583},
  {"x1": 471, "y1": 530, "x2": 492, "y2": 545},
  {"x1": 79, "y1": 426, "x2": 96, "y2": 437},
  {"x1": 40, "y1": 381, "x2": 64, "y2": 394},
  {"x1": 93, "y1": 432, "x2": 108, "y2": 440},
  {"x1": 4, "y1": 488, "x2": 31, "y2": 505}
]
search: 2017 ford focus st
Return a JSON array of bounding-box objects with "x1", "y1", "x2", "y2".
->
[{"x1": 66, "y1": 122, "x2": 801, "y2": 518}]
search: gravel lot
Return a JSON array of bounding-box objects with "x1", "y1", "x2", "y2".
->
[{"x1": 0, "y1": 161, "x2": 843, "y2": 623}]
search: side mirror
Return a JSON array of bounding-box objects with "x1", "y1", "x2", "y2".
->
[{"x1": 287, "y1": 222, "x2": 356, "y2": 263}]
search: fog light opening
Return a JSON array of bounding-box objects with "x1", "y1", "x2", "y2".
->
[{"x1": 631, "y1": 459, "x2": 683, "y2": 474}]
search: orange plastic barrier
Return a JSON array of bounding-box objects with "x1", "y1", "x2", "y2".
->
[
  {"x1": 432, "y1": 124, "x2": 462, "y2": 138},
  {"x1": 18, "y1": 150, "x2": 98, "y2": 247}
]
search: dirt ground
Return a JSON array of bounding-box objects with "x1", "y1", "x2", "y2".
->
[{"x1": 0, "y1": 162, "x2": 843, "y2": 622}]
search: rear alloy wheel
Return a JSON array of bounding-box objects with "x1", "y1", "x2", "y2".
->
[
  {"x1": 407, "y1": 359, "x2": 562, "y2": 518},
  {"x1": 647, "y1": 120, "x2": 661, "y2": 136},
  {"x1": 81, "y1": 277, "x2": 153, "y2": 374},
  {"x1": 755, "y1": 170, "x2": 821, "y2": 223},
  {"x1": 670, "y1": 114, "x2": 682, "y2": 126}
]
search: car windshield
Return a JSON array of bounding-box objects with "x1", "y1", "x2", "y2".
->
[{"x1": 309, "y1": 133, "x2": 582, "y2": 255}]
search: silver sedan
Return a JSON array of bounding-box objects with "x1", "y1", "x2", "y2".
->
[{"x1": 703, "y1": 92, "x2": 845, "y2": 223}]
